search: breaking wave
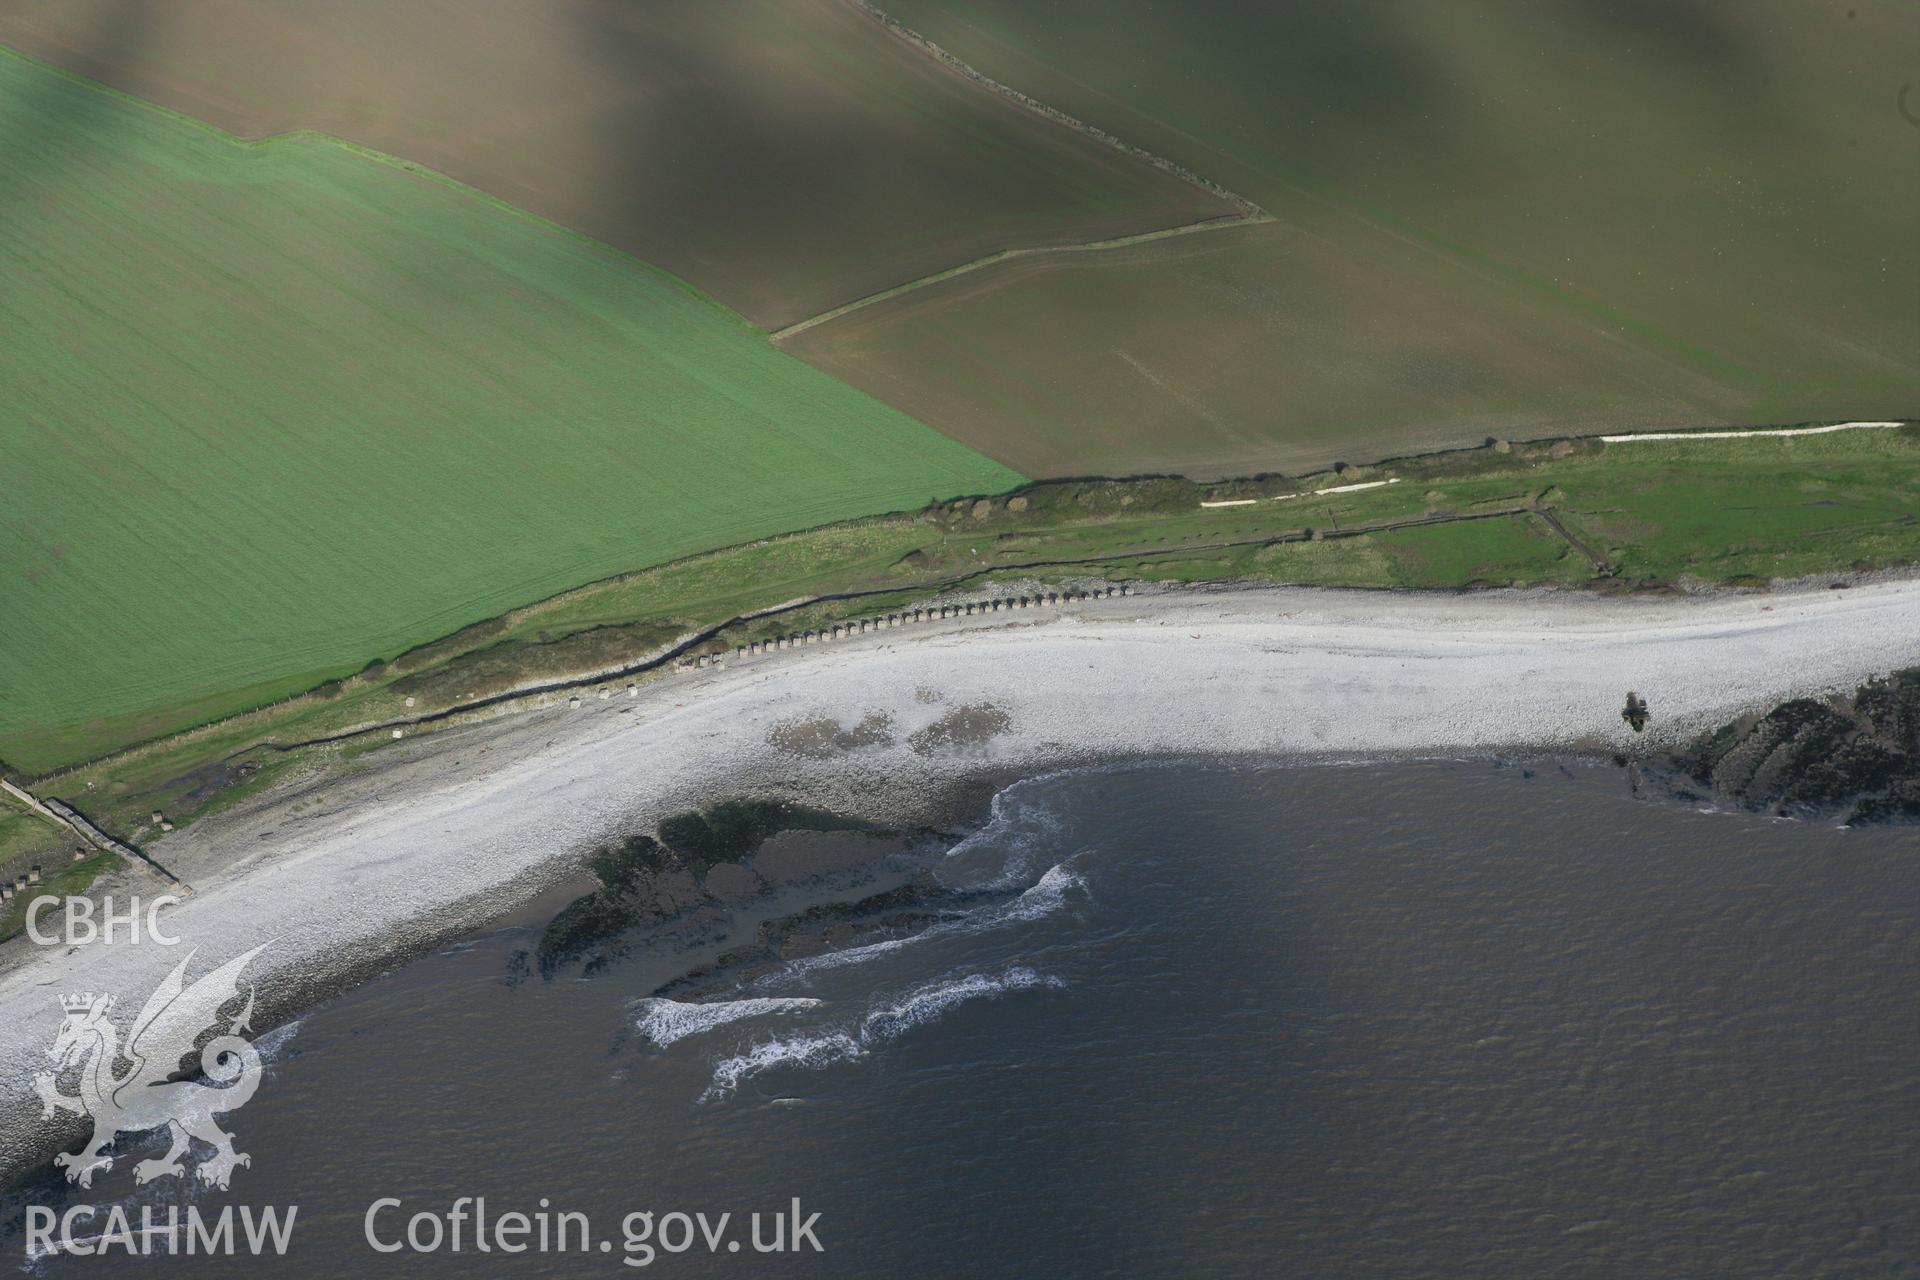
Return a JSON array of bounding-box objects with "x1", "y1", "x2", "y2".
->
[
  {"x1": 703, "y1": 1030, "x2": 865, "y2": 1100},
  {"x1": 773, "y1": 863, "x2": 1088, "y2": 984},
  {"x1": 932, "y1": 779, "x2": 1072, "y2": 893},
  {"x1": 255, "y1": 1018, "x2": 304, "y2": 1065},
  {"x1": 859, "y1": 967, "x2": 1064, "y2": 1042},
  {"x1": 634, "y1": 997, "x2": 823, "y2": 1048},
  {"x1": 703, "y1": 966, "x2": 1065, "y2": 1101},
  {"x1": 984, "y1": 862, "x2": 1085, "y2": 926}
]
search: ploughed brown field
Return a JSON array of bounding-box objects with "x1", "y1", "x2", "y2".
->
[
  {"x1": 0, "y1": 0, "x2": 1228, "y2": 328},
  {"x1": 786, "y1": 219, "x2": 1753, "y2": 480},
  {"x1": 808, "y1": 0, "x2": 1920, "y2": 475},
  {"x1": 9, "y1": 0, "x2": 1911, "y2": 481}
]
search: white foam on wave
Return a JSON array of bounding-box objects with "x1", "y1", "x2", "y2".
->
[
  {"x1": 934, "y1": 777, "x2": 1076, "y2": 892},
  {"x1": 756, "y1": 776, "x2": 1090, "y2": 987},
  {"x1": 255, "y1": 1018, "x2": 304, "y2": 1065},
  {"x1": 774, "y1": 863, "x2": 1087, "y2": 983},
  {"x1": 987, "y1": 863, "x2": 1086, "y2": 925},
  {"x1": 859, "y1": 966, "x2": 1065, "y2": 1043},
  {"x1": 635, "y1": 997, "x2": 824, "y2": 1048},
  {"x1": 703, "y1": 966, "x2": 1065, "y2": 1101},
  {"x1": 703, "y1": 1030, "x2": 865, "y2": 1100},
  {"x1": 778, "y1": 932, "x2": 915, "y2": 978}
]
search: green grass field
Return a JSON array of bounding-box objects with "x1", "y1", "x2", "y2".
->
[
  {"x1": 827, "y1": 0, "x2": 1919, "y2": 471},
  {"x1": 0, "y1": 49, "x2": 1022, "y2": 773}
]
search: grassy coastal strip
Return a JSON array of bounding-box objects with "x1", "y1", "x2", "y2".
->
[{"x1": 2, "y1": 423, "x2": 1914, "y2": 900}]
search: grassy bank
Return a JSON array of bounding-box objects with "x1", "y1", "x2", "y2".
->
[
  {"x1": 0, "y1": 790, "x2": 72, "y2": 888},
  {"x1": 15, "y1": 425, "x2": 1916, "y2": 854},
  {"x1": 0, "y1": 852, "x2": 122, "y2": 944},
  {"x1": 0, "y1": 786, "x2": 115, "y2": 942}
]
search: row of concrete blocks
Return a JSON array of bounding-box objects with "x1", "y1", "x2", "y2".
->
[
  {"x1": 563, "y1": 684, "x2": 638, "y2": 709},
  {"x1": 726, "y1": 584, "x2": 1134, "y2": 661},
  {"x1": 0, "y1": 866, "x2": 45, "y2": 902}
]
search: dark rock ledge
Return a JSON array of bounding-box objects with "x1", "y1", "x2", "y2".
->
[{"x1": 1638, "y1": 668, "x2": 1920, "y2": 825}]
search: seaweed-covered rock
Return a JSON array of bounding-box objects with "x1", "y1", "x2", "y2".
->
[
  {"x1": 535, "y1": 798, "x2": 898, "y2": 975},
  {"x1": 589, "y1": 835, "x2": 674, "y2": 893},
  {"x1": 537, "y1": 891, "x2": 647, "y2": 973},
  {"x1": 1659, "y1": 668, "x2": 1920, "y2": 823},
  {"x1": 1848, "y1": 779, "x2": 1920, "y2": 825},
  {"x1": 1855, "y1": 670, "x2": 1920, "y2": 755},
  {"x1": 660, "y1": 798, "x2": 868, "y2": 873},
  {"x1": 535, "y1": 862, "x2": 705, "y2": 975}
]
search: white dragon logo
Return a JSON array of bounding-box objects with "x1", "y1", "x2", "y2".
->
[{"x1": 33, "y1": 945, "x2": 268, "y2": 1190}]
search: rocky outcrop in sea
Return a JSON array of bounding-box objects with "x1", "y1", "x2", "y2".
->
[{"x1": 1640, "y1": 668, "x2": 1920, "y2": 824}]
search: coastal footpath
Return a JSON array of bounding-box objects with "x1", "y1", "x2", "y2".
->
[{"x1": 3, "y1": 578, "x2": 1918, "y2": 1183}]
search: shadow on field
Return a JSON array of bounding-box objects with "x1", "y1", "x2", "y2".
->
[
  {"x1": 565, "y1": 0, "x2": 892, "y2": 308},
  {"x1": 0, "y1": 0, "x2": 154, "y2": 202},
  {"x1": 0, "y1": 0, "x2": 153, "y2": 189},
  {"x1": 1569, "y1": 0, "x2": 1794, "y2": 134},
  {"x1": 925, "y1": 0, "x2": 1461, "y2": 170},
  {"x1": 1574, "y1": 0, "x2": 1758, "y2": 71}
]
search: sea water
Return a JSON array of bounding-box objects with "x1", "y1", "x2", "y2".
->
[{"x1": 8, "y1": 760, "x2": 1916, "y2": 1277}]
